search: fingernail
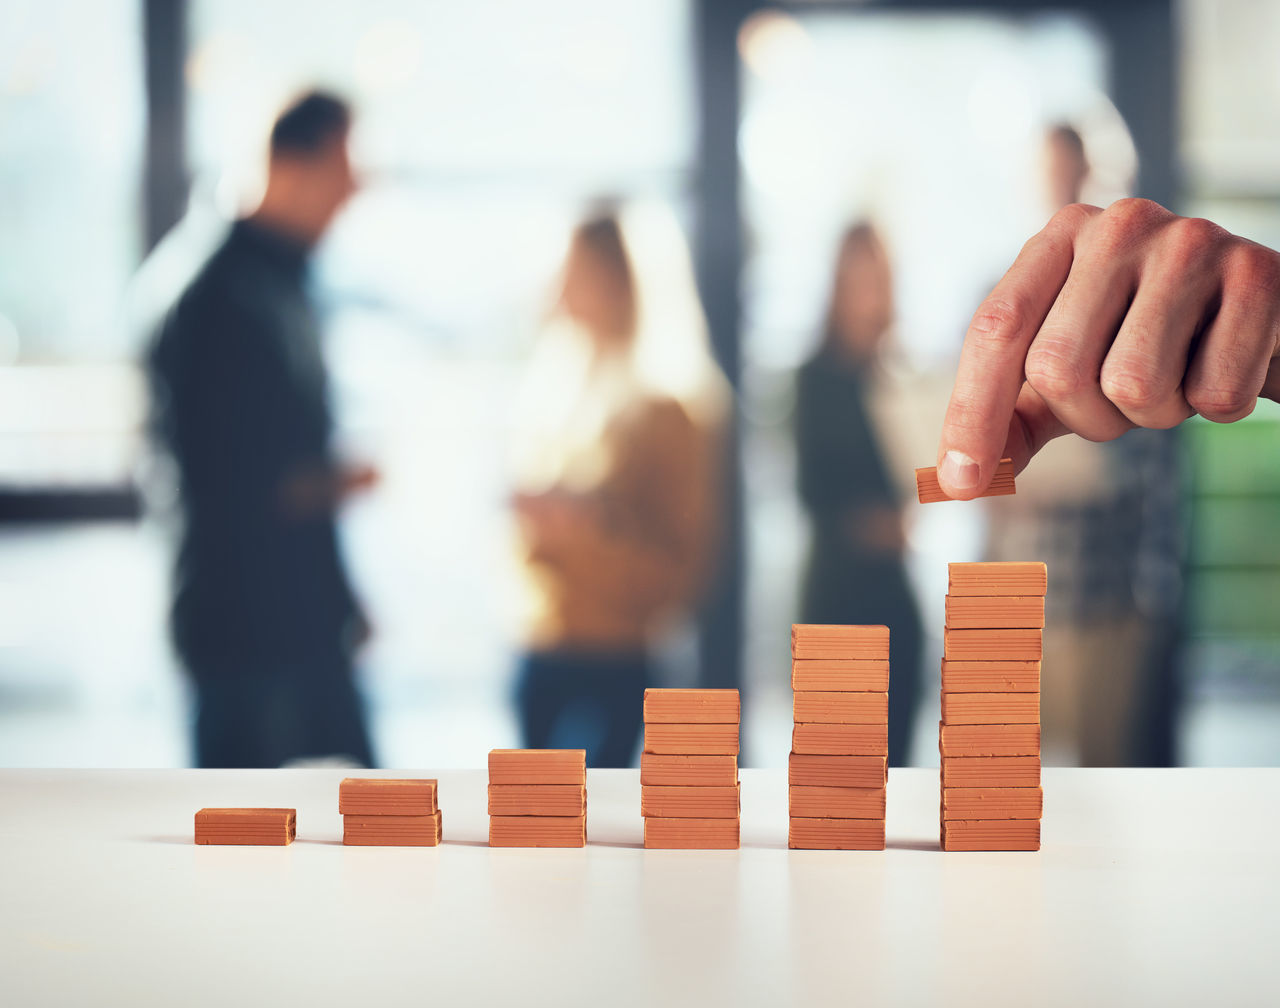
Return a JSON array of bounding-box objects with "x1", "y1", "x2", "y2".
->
[{"x1": 939, "y1": 450, "x2": 979, "y2": 491}]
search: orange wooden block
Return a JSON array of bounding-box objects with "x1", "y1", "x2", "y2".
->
[
  {"x1": 788, "y1": 752, "x2": 887, "y2": 788},
  {"x1": 643, "y1": 688, "x2": 740, "y2": 724},
  {"x1": 489, "y1": 814, "x2": 586, "y2": 848},
  {"x1": 944, "y1": 594, "x2": 1045, "y2": 629},
  {"x1": 487, "y1": 784, "x2": 586, "y2": 817},
  {"x1": 941, "y1": 660, "x2": 1041, "y2": 694},
  {"x1": 793, "y1": 691, "x2": 888, "y2": 725},
  {"x1": 789, "y1": 785, "x2": 885, "y2": 819},
  {"x1": 641, "y1": 784, "x2": 740, "y2": 819},
  {"x1": 791, "y1": 658, "x2": 890, "y2": 693},
  {"x1": 916, "y1": 458, "x2": 1015, "y2": 504},
  {"x1": 644, "y1": 722, "x2": 739, "y2": 755},
  {"x1": 338, "y1": 778, "x2": 438, "y2": 816},
  {"x1": 791, "y1": 624, "x2": 890, "y2": 661},
  {"x1": 939, "y1": 722, "x2": 1041, "y2": 757},
  {"x1": 943, "y1": 628, "x2": 1042, "y2": 661},
  {"x1": 942, "y1": 818, "x2": 1040, "y2": 851},
  {"x1": 940, "y1": 691, "x2": 1040, "y2": 725},
  {"x1": 194, "y1": 808, "x2": 296, "y2": 846},
  {"x1": 942, "y1": 787, "x2": 1043, "y2": 821},
  {"x1": 947, "y1": 561, "x2": 1047, "y2": 597},
  {"x1": 640, "y1": 753, "x2": 739, "y2": 787},
  {"x1": 644, "y1": 817, "x2": 740, "y2": 850},
  {"x1": 942, "y1": 756, "x2": 1041, "y2": 788},
  {"x1": 789, "y1": 817, "x2": 885, "y2": 851},
  {"x1": 792, "y1": 723, "x2": 888, "y2": 756},
  {"x1": 343, "y1": 812, "x2": 442, "y2": 846},
  {"x1": 487, "y1": 749, "x2": 586, "y2": 786}
]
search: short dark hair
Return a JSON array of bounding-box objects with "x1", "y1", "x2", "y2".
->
[{"x1": 269, "y1": 90, "x2": 351, "y2": 157}]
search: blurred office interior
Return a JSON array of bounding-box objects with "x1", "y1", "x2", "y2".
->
[{"x1": 1, "y1": 0, "x2": 1278, "y2": 768}]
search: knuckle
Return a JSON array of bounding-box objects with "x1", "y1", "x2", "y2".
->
[
  {"x1": 1106, "y1": 197, "x2": 1169, "y2": 232},
  {"x1": 1100, "y1": 363, "x2": 1163, "y2": 412},
  {"x1": 1048, "y1": 202, "x2": 1100, "y2": 236},
  {"x1": 1161, "y1": 216, "x2": 1226, "y2": 271},
  {"x1": 1225, "y1": 241, "x2": 1280, "y2": 304},
  {"x1": 969, "y1": 296, "x2": 1030, "y2": 346},
  {"x1": 1186, "y1": 382, "x2": 1256, "y2": 422},
  {"x1": 1025, "y1": 340, "x2": 1088, "y2": 400}
]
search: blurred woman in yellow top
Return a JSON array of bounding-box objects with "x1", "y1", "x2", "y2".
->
[{"x1": 510, "y1": 202, "x2": 728, "y2": 767}]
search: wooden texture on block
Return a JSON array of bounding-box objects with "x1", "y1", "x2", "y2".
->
[
  {"x1": 788, "y1": 752, "x2": 887, "y2": 788},
  {"x1": 488, "y1": 814, "x2": 587, "y2": 848},
  {"x1": 343, "y1": 811, "x2": 442, "y2": 846},
  {"x1": 793, "y1": 691, "x2": 888, "y2": 726},
  {"x1": 942, "y1": 787, "x2": 1043, "y2": 821},
  {"x1": 640, "y1": 784, "x2": 740, "y2": 819},
  {"x1": 792, "y1": 723, "x2": 889, "y2": 756},
  {"x1": 942, "y1": 818, "x2": 1040, "y2": 851},
  {"x1": 639, "y1": 753, "x2": 738, "y2": 787},
  {"x1": 788, "y1": 785, "x2": 886, "y2": 820},
  {"x1": 643, "y1": 817, "x2": 740, "y2": 850},
  {"x1": 941, "y1": 660, "x2": 1041, "y2": 694},
  {"x1": 194, "y1": 808, "x2": 296, "y2": 846},
  {"x1": 943, "y1": 628, "x2": 1043, "y2": 661},
  {"x1": 791, "y1": 624, "x2": 890, "y2": 662},
  {"x1": 487, "y1": 785, "x2": 586, "y2": 817},
  {"x1": 487, "y1": 749, "x2": 586, "y2": 785},
  {"x1": 947, "y1": 561, "x2": 1047, "y2": 597},
  {"x1": 942, "y1": 756, "x2": 1041, "y2": 788},
  {"x1": 940, "y1": 691, "x2": 1041, "y2": 725},
  {"x1": 338, "y1": 778, "x2": 438, "y2": 816},
  {"x1": 643, "y1": 688, "x2": 740, "y2": 724},
  {"x1": 916, "y1": 458, "x2": 1015, "y2": 504},
  {"x1": 939, "y1": 722, "x2": 1041, "y2": 757},
  {"x1": 644, "y1": 722, "x2": 740, "y2": 755},
  {"x1": 791, "y1": 658, "x2": 890, "y2": 693},
  {"x1": 944, "y1": 594, "x2": 1045, "y2": 629},
  {"x1": 789, "y1": 817, "x2": 886, "y2": 851}
]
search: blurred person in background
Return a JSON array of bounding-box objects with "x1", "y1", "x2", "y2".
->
[
  {"x1": 794, "y1": 223, "x2": 923, "y2": 766},
  {"x1": 510, "y1": 203, "x2": 728, "y2": 767},
  {"x1": 146, "y1": 91, "x2": 377, "y2": 768},
  {"x1": 982, "y1": 124, "x2": 1184, "y2": 766}
]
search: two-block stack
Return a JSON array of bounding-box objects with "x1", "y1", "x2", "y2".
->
[
  {"x1": 641, "y1": 689, "x2": 741, "y2": 849},
  {"x1": 340, "y1": 778, "x2": 441, "y2": 846},
  {"x1": 789, "y1": 624, "x2": 890, "y2": 850},
  {"x1": 940, "y1": 561, "x2": 1046, "y2": 851},
  {"x1": 488, "y1": 749, "x2": 587, "y2": 847}
]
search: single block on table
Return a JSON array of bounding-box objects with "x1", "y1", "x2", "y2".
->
[
  {"x1": 944, "y1": 594, "x2": 1045, "y2": 629},
  {"x1": 643, "y1": 722, "x2": 740, "y2": 755},
  {"x1": 941, "y1": 818, "x2": 1040, "y2": 851},
  {"x1": 939, "y1": 722, "x2": 1041, "y2": 757},
  {"x1": 788, "y1": 752, "x2": 887, "y2": 788},
  {"x1": 943, "y1": 627, "x2": 1043, "y2": 661},
  {"x1": 487, "y1": 749, "x2": 586, "y2": 785},
  {"x1": 791, "y1": 658, "x2": 890, "y2": 693},
  {"x1": 792, "y1": 722, "x2": 888, "y2": 756},
  {"x1": 639, "y1": 752, "x2": 739, "y2": 787},
  {"x1": 941, "y1": 755, "x2": 1041, "y2": 788},
  {"x1": 343, "y1": 811, "x2": 442, "y2": 846},
  {"x1": 947, "y1": 561, "x2": 1047, "y2": 598},
  {"x1": 640, "y1": 784, "x2": 740, "y2": 819},
  {"x1": 643, "y1": 816, "x2": 740, "y2": 850},
  {"x1": 194, "y1": 808, "x2": 296, "y2": 846},
  {"x1": 643, "y1": 688, "x2": 740, "y2": 724},
  {"x1": 338, "y1": 778, "x2": 438, "y2": 816},
  {"x1": 941, "y1": 660, "x2": 1041, "y2": 694},
  {"x1": 916, "y1": 457, "x2": 1015, "y2": 504},
  {"x1": 489, "y1": 814, "x2": 587, "y2": 848},
  {"x1": 940, "y1": 691, "x2": 1040, "y2": 725},
  {"x1": 487, "y1": 784, "x2": 586, "y2": 817},
  {"x1": 789, "y1": 817, "x2": 885, "y2": 851},
  {"x1": 942, "y1": 787, "x2": 1043, "y2": 821},
  {"x1": 788, "y1": 785, "x2": 886, "y2": 820},
  {"x1": 793, "y1": 691, "x2": 888, "y2": 725}
]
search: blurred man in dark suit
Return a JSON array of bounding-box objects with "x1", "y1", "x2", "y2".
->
[{"x1": 147, "y1": 91, "x2": 376, "y2": 767}]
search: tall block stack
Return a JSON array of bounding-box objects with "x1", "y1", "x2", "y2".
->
[
  {"x1": 641, "y1": 689, "x2": 741, "y2": 849},
  {"x1": 940, "y1": 561, "x2": 1046, "y2": 851},
  {"x1": 789, "y1": 624, "x2": 889, "y2": 851},
  {"x1": 488, "y1": 749, "x2": 587, "y2": 847},
  {"x1": 340, "y1": 778, "x2": 441, "y2": 846}
]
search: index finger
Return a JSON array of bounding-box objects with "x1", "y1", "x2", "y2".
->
[{"x1": 936, "y1": 204, "x2": 1097, "y2": 498}]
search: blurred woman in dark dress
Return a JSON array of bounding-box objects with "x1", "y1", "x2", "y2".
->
[{"x1": 795, "y1": 223, "x2": 922, "y2": 765}]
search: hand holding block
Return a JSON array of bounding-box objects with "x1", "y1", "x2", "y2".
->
[{"x1": 916, "y1": 458, "x2": 1016, "y2": 503}]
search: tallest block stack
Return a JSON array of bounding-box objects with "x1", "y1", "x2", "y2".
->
[{"x1": 940, "y1": 561, "x2": 1046, "y2": 851}]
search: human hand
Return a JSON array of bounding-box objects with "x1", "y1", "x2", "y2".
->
[{"x1": 936, "y1": 199, "x2": 1280, "y2": 499}]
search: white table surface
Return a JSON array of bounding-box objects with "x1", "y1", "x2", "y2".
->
[{"x1": 2, "y1": 768, "x2": 1277, "y2": 1007}]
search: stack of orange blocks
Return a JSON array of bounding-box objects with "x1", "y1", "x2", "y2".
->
[
  {"x1": 340, "y1": 778, "x2": 442, "y2": 846},
  {"x1": 641, "y1": 689, "x2": 741, "y2": 849},
  {"x1": 940, "y1": 561, "x2": 1046, "y2": 851},
  {"x1": 488, "y1": 749, "x2": 587, "y2": 848},
  {"x1": 788, "y1": 624, "x2": 889, "y2": 850}
]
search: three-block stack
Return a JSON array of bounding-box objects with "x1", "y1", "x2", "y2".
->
[
  {"x1": 789, "y1": 624, "x2": 890, "y2": 850},
  {"x1": 488, "y1": 749, "x2": 587, "y2": 847},
  {"x1": 940, "y1": 561, "x2": 1046, "y2": 851},
  {"x1": 340, "y1": 778, "x2": 442, "y2": 846},
  {"x1": 641, "y1": 689, "x2": 741, "y2": 849}
]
